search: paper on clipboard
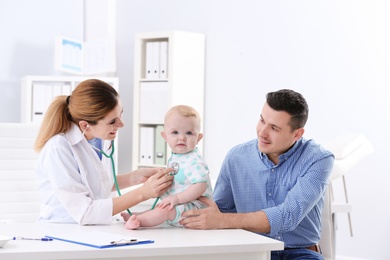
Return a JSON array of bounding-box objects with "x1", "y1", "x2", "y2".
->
[{"x1": 45, "y1": 231, "x2": 154, "y2": 249}]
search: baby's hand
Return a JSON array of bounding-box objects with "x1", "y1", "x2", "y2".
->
[{"x1": 158, "y1": 195, "x2": 180, "y2": 210}]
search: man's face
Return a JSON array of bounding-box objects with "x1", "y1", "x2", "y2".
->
[{"x1": 256, "y1": 102, "x2": 303, "y2": 164}]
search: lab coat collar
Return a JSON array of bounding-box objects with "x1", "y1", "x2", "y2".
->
[{"x1": 65, "y1": 123, "x2": 85, "y2": 146}]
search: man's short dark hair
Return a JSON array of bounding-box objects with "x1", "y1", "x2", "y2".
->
[{"x1": 266, "y1": 89, "x2": 309, "y2": 130}]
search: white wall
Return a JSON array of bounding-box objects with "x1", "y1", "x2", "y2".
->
[
  {"x1": 0, "y1": 1, "x2": 388, "y2": 259},
  {"x1": 0, "y1": 0, "x2": 84, "y2": 122},
  {"x1": 115, "y1": 1, "x2": 388, "y2": 260}
]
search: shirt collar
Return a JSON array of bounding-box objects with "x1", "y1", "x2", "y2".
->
[{"x1": 258, "y1": 138, "x2": 303, "y2": 163}]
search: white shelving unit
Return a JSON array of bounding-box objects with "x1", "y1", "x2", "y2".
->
[
  {"x1": 21, "y1": 75, "x2": 119, "y2": 123},
  {"x1": 132, "y1": 31, "x2": 205, "y2": 170},
  {"x1": 20, "y1": 75, "x2": 120, "y2": 173}
]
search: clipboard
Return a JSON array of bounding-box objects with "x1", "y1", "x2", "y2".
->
[{"x1": 45, "y1": 231, "x2": 154, "y2": 249}]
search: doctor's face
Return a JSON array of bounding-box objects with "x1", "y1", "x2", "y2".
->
[{"x1": 88, "y1": 101, "x2": 124, "y2": 141}]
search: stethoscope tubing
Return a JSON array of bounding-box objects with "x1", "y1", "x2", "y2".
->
[
  {"x1": 93, "y1": 140, "x2": 180, "y2": 216},
  {"x1": 150, "y1": 162, "x2": 179, "y2": 210},
  {"x1": 93, "y1": 140, "x2": 133, "y2": 216}
]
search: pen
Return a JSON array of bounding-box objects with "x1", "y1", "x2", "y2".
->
[
  {"x1": 13, "y1": 237, "x2": 53, "y2": 241},
  {"x1": 110, "y1": 239, "x2": 138, "y2": 246}
]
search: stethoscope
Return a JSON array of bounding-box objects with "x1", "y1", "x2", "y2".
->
[
  {"x1": 150, "y1": 161, "x2": 180, "y2": 210},
  {"x1": 90, "y1": 140, "x2": 132, "y2": 215},
  {"x1": 91, "y1": 140, "x2": 180, "y2": 216}
]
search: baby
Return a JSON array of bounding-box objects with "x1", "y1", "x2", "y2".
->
[{"x1": 123, "y1": 105, "x2": 212, "y2": 229}]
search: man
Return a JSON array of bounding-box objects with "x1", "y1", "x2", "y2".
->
[{"x1": 180, "y1": 89, "x2": 334, "y2": 260}]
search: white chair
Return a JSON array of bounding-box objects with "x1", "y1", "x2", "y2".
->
[
  {"x1": 319, "y1": 133, "x2": 374, "y2": 260},
  {"x1": 0, "y1": 123, "x2": 40, "y2": 223}
]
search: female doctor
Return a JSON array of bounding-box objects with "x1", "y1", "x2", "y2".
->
[{"x1": 34, "y1": 79, "x2": 173, "y2": 225}]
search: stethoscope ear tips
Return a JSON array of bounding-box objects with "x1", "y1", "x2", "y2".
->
[{"x1": 167, "y1": 162, "x2": 180, "y2": 175}]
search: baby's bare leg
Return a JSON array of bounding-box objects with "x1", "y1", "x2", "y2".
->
[
  {"x1": 120, "y1": 212, "x2": 131, "y2": 221},
  {"x1": 120, "y1": 211, "x2": 142, "y2": 222},
  {"x1": 125, "y1": 207, "x2": 176, "y2": 229}
]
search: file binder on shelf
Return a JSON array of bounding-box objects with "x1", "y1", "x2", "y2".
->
[
  {"x1": 52, "y1": 83, "x2": 63, "y2": 98},
  {"x1": 145, "y1": 41, "x2": 159, "y2": 79},
  {"x1": 140, "y1": 126, "x2": 155, "y2": 164},
  {"x1": 45, "y1": 231, "x2": 154, "y2": 249},
  {"x1": 154, "y1": 125, "x2": 166, "y2": 165},
  {"x1": 145, "y1": 41, "x2": 168, "y2": 80},
  {"x1": 159, "y1": 41, "x2": 168, "y2": 79},
  {"x1": 32, "y1": 83, "x2": 51, "y2": 123}
]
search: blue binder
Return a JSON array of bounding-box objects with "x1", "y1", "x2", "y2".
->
[{"x1": 45, "y1": 231, "x2": 154, "y2": 249}]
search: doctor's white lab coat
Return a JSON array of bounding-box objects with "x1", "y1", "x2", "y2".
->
[{"x1": 36, "y1": 123, "x2": 115, "y2": 225}]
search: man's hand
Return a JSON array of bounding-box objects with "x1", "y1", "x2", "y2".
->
[{"x1": 180, "y1": 197, "x2": 223, "y2": 229}]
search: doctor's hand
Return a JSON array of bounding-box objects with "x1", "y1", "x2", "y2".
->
[
  {"x1": 132, "y1": 167, "x2": 174, "y2": 185},
  {"x1": 132, "y1": 168, "x2": 160, "y2": 185},
  {"x1": 140, "y1": 168, "x2": 173, "y2": 199},
  {"x1": 180, "y1": 197, "x2": 223, "y2": 230}
]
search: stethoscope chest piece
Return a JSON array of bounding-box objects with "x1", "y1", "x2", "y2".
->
[
  {"x1": 168, "y1": 162, "x2": 180, "y2": 175},
  {"x1": 151, "y1": 161, "x2": 180, "y2": 210}
]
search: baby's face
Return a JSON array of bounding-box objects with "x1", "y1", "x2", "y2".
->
[{"x1": 162, "y1": 113, "x2": 201, "y2": 154}]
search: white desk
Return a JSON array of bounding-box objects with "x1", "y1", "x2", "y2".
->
[{"x1": 0, "y1": 221, "x2": 283, "y2": 260}]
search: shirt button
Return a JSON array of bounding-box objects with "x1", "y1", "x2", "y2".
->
[{"x1": 268, "y1": 193, "x2": 272, "y2": 196}]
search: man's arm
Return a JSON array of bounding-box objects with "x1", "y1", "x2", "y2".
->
[{"x1": 180, "y1": 197, "x2": 271, "y2": 233}]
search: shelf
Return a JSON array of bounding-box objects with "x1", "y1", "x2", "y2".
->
[
  {"x1": 21, "y1": 75, "x2": 119, "y2": 124},
  {"x1": 132, "y1": 31, "x2": 205, "y2": 170}
]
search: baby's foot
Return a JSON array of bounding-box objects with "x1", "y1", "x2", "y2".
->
[
  {"x1": 120, "y1": 212, "x2": 131, "y2": 221},
  {"x1": 125, "y1": 215, "x2": 141, "y2": 230}
]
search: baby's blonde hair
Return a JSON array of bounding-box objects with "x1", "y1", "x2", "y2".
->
[{"x1": 164, "y1": 105, "x2": 201, "y2": 130}]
